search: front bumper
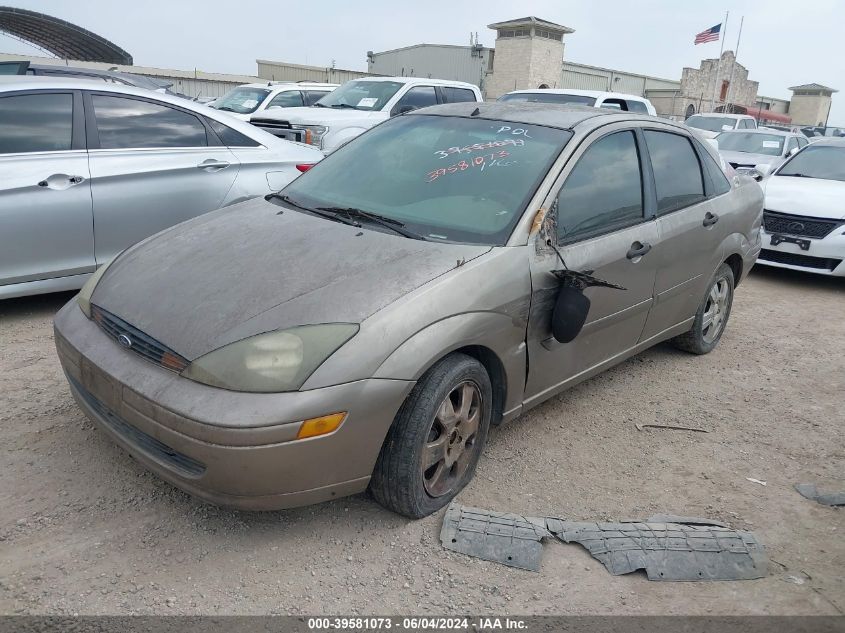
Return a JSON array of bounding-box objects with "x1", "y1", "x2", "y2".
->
[
  {"x1": 757, "y1": 226, "x2": 845, "y2": 276},
  {"x1": 54, "y1": 300, "x2": 414, "y2": 510}
]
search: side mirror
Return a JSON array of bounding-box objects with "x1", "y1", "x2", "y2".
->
[
  {"x1": 722, "y1": 125, "x2": 734, "y2": 132},
  {"x1": 393, "y1": 104, "x2": 415, "y2": 116},
  {"x1": 789, "y1": 146, "x2": 800, "y2": 156},
  {"x1": 551, "y1": 286, "x2": 591, "y2": 343}
]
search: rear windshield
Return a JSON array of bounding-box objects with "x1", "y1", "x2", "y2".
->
[
  {"x1": 686, "y1": 115, "x2": 737, "y2": 132},
  {"x1": 211, "y1": 87, "x2": 270, "y2": 114},
  {"x1": 499, "y1": 92, "x2": 596, "y2": 107},
  {"x1": 776, "y1": 145, "x2": 845, "y2": 182},
  {"x1": 716, "y1": 132, "x2": 785, "y2": 156},
  {"x1": 280, "y1": 115, "x2": 571, "y2": 245}
]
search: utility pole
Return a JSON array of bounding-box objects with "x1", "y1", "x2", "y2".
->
[
  {"x1": 724, "y1": 16, "x2": 744, "y2": 113},
  {"x1": 709, "y1": 11, "x2": 729, "y2": 112}
]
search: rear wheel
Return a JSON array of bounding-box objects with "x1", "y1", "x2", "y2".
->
[
  {"x1": 672, "y1": 263, "x2": 735, "y2": 355},
  {"x1": 369, "y1": 353, "x2": 492, "y2": 518}
]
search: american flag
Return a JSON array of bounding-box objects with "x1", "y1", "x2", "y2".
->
[{"x1": 694, "y1": 23, "x2": 721, "y2": 44}]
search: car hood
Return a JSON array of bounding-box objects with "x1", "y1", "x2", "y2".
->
[
  {"x1": 91, "y1": 198, "x2": 491, "y2": 360},
  {"x1": 764, "y1": 175, "x2": 845, "y2": 219},
  {"x1": 252, "y1": 106, "x2": 381, "y2": 126},
  {"x1": 720, "y1": 150, "x2": 781, "y2": 167}
]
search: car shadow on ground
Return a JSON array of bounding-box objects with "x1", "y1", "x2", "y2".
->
[
  {"x1": 748, "y1": 265, "x2": 843, "y2": 293},
  {"x1": 0, "y1": 290, "x2": 76, "y2": 321}
]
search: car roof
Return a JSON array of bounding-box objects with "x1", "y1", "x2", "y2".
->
[
  {"x1": 718, "y1": 128, "x2": 793, "y2": 137},
  {"x1": 411, "y1": 101, "x2": 678, "y2": 131},
  {"x1": 238, "y1": 82, "x2": 338, "y2": 90},
  {"x1": 806, "y1": 137, "x2": 845, "y2": 147},
  {"x1": 349, "y1": 76, "x2": 479, "y2": 89},
  {"x1": 505, "y1": 88, "x2": 649, "y2": 101},
  {"x1": 692, "y1": 112, "x2": 755, "y2": 120}
]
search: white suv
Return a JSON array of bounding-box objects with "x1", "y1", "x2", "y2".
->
[
  {"x1": 209, "y1": 82, "x2": 339, "y2": 121},
  {"x1": 250, "y1": 77, "x2": 482, "y2": 153},
  {"x1": 498, "y1": 89, "x2": 657, "y2": 116},
  {"x1": 685, "y1": 113, "x2": 758, "y2": 139}
]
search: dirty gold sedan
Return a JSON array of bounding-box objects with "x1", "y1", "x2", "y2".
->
[{"x1": 55, "y1": 103, "x2": 763, "y2": 518}]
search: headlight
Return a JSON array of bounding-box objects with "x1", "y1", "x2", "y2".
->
[
  {"x1": 181, "y1": 323, "x2": 358, "y2": 392},
  {"x1": 292, "y1": 124, "x2": 328, "y2": 148},
  {"x1": 77, "y1": 258, "x2": 116, "y2": 318}
]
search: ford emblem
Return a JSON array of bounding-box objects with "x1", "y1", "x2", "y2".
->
[{"x1": 117, "y1": 334, "x2": 132, "y2": 349}]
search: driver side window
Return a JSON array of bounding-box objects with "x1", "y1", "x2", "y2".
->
[{"x1": 556, "y1": 130, "x2": 644, "y2": 244}]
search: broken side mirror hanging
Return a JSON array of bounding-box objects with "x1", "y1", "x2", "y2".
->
[{"x1": 549, "y1": 267, "x2": 626, "y2": 344}]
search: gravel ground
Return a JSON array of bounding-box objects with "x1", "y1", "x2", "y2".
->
[{"x1": 0, "y1": 266, "x2": 842, "y2": 616}]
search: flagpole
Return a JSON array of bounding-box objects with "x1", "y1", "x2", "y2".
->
[
  {"x1": 709, "y1": 11, "x2": 729, "y2": 112},
  {"x1": 725, "y1": 16, "x2": 744, "y2": 113}
]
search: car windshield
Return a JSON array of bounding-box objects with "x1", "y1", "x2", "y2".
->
[
  {"x1": 211, "y1": 87, "x2": 270, "y2": 114},
  {"x1": 686, "y1": 115, "x2": 737, "y2": 132},
  {"x1": 315, "y1": 80, "x2": 404, "y2": 111},
  {"x1": 716, "y1": 132, "x2": 785, "y2": 156},
  {"x1": 498, "y1": 92, "x2": 597, "y2": 106},
  {"x1": 281, "y1": 115, "x2": 571, "y2": 245},
  {"x1": 777, "y1": 145, "x2": 845, "y2": 181}
]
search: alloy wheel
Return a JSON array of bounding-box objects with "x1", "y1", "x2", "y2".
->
[
  {"x1": 702, "y1": 277, "x2": 730, "y2": 344},
  {"x1": 421, "y1": 380, "x2": 482, "y2": 497}
]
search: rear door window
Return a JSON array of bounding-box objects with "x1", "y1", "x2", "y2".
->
[
  {"x1": 392, "y1": 86, "x2": 438, "y2": 114},
  {"x1": 0, "y1": 92, "x2": 73, "y2": 154},
  {"x1": 304, "y1": 90, "x2": 330, "y2": 106},
  {"x1": 626, "y1": 100, "x2": 649, "y2": 113},
  {"x1": 267, "y1": 90, "x2": 304, "y2": 109},
  {"x1": 557, "y1": 130, "x2": 644, "y2": 243},
  {"x1": 644, "y1": 130, "x2": 705, "y2": 214},
  {"x1": 208, "y1": 118, "x2": 260, "y2": 147},
  {"x1": 92, "y1": 95, "x2": 208, "y2": 149},
  {"x1": 441, "y1": 87, "x2": 477, "y2": 103}
]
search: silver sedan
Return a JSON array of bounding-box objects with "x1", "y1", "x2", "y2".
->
[{"x1": 0, "y1": 77, "x2": 323, "y2": 299}]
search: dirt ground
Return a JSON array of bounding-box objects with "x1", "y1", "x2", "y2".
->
[{"x1": 0, "y1": 265, "x2": 842, "y2": 616}]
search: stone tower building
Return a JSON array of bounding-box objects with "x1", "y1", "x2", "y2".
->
[
  {"x1": 484, "y1": 17, "x2": 574, "y2": 99},
  {"x1": 787, "y1": 84, "x2": 837, "y2": 126}
]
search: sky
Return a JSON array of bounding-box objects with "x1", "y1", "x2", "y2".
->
[{"x1": 3, "y1": 0, "x2": 844, "y2": 123}]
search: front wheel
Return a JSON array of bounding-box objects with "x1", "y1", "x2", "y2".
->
[
  {"x1": 672, "y1": 263, "x2": 735, "y2": 355},
  {"x1": 369, "y1": 353, "x2": 492, "y2": 518}
]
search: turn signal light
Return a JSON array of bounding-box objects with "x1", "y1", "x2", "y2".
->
[
  {"x1": 296, "y1": 164, "x2": 315, "y2": 172},
  {"x1": 296, "y1": 412, "x2": 347, "y2": 439}
]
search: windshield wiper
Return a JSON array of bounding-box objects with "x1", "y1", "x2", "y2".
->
[
  {"x1": 317, "y1": 206, "x2": 426, "y2": 240},
  {"x1": 215, "y1": 106, "x2": 238, "y2": 112},
  {"x1": 266, "y1": 194, "x2": 361, "y2": 227},
  {"x1": 312, "y1": 102, "x2": 327, "y2": 107},
  {"x1": 329, "y1": 103, "x2": 361, "y2": 110},
  {"x1": 780, "y1": 173, "x2": 815, "y2": 179}
]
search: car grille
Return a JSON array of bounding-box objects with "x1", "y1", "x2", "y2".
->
[
  {"x1": 249, "y1": 117, "x2": 296, "y2": 138},
  {"x1": 763, "y1": 210, "x2": 842, "y2": 239},
  {"x1": 91, "y1": 305, "x2": 189, "y2": 372},
  {"x1": 759, "y1": 249, "x2": 842, "y2": 271}
]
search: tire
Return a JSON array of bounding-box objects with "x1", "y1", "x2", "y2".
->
[
  {"x1": 369, "y1": 353, "x2": 492, "y2": 518},
  {"x1": 672, "y1": 263, "x2": 735, "y2": 355}
]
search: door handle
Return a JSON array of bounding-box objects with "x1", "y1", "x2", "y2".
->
[
  {"x1": 626, "y1": 241, "x2": 652, "y2": 260},
  {"x1": 38, "y1": 175, "x2": 85, "y2": 188},
  {"x1": 197, "y1": 159, "x2": 230, "y2": 170},
  {"x1": 703, "y1": 212, "x2": 719, "y2": 227}
]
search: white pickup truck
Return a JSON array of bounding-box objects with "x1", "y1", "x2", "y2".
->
[{"x1": 249, "y1": 76, "x2": 482, "y2": 153}]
